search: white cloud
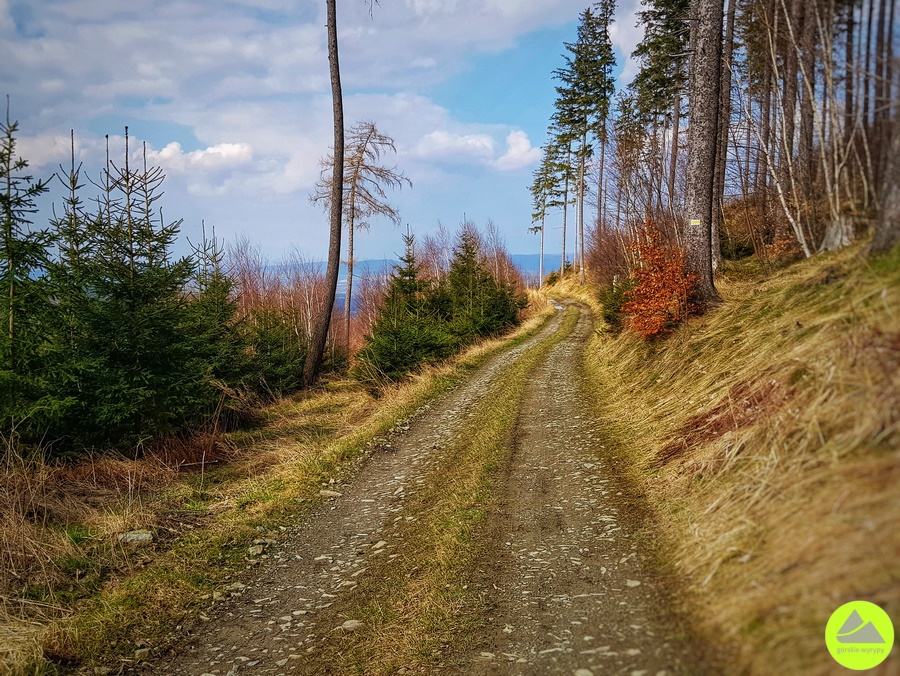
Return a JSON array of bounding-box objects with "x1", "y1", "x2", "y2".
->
[
  {"x1": 405, "y1": 0, "x2": 459, "y2": 17},
  {"x1": 492, "y1": 130, "x2": 540, "y2": 171},
  {"x1": 149, "y1": 141, "x2": 253, "y2": 173},
  {"x1": 609, "y1": 0, "x2": 646, "y2": 85},
  {"x1": 414, "y1": 130, "x2": 496, "y2": 163},
  {"x1": 410, "y1": 128, "x2": 539, "y2": 172},
  {"x1": 18, "y1": 133, "x2": 82, "y2": 169},
  {"x1": 3, "y1": 0, "x2": 611, "y2": 258},
  {"x1": 0, "y1": 0, "x2": 12, "y2": 33}
]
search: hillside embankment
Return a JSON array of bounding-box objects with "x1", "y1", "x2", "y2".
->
[{"x1": 566, "y1": 245, "x2": 899, "y2": 674}]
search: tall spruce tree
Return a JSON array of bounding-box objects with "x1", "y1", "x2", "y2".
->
[
  {"x1": 354, "y1": 230, "x2": 452, "y2": 381},
  {"x1": 631, "y1": 0, "x2": 690, "y2": 214},
  {"x1": 529, "y1": 143, "x2": 568, "y2": 287},
  {"x1": 0, "y1": 108, "x2": 51, "y2": 438},
  {"x1": 66, "y1": 132, "x2": 197, "y2": 447},
  {"x1": 446, "y1": 229, "x2": 520, "y2": 342},
  {"x1": 183, "y1": 225, "x2": 247, "y2": 405},
  {"x1": 553, "y1": 4, "x2": 617, "y2": 282}
]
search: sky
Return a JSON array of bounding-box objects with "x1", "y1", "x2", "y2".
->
[{"x1": 2, "y1": 0, "x2": 645, "y2": 261}]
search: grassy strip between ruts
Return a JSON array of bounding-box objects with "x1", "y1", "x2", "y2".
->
[
  {"x1": 295, "y1": 306, "x2": 581, "y2": 675},
  {"x1": 0, "y1": 304, "x2": 556, "y2": 676}
]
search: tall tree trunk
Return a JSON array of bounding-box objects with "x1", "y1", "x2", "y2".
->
[
  {"x1": 863, "y1": 0, "x2": 874, "y2": 131},
  {"x1": 3, "y1": 141, "x2": 12, "y2": 366},
  {"x1": 880, "y1": 0, "x2": 894, "y2": 191},
  {"x1": 343, "y1": 206, "x2": 355, "y2": 353},
  {"x1": 781, "y1": 0, "x2": 802, "y2": 163},
  {"x1": 669, "y1": 94, "x2": 681, "y2": 216},
  {"x1": 598, "y1": 133, "x2": 607, "y2": 229},
  {"x1": 615, "y1": 176, "x2": 623, "y2": 232},
  {"x1": 684, "y1": 0, "x2": 724, "y2": 303},
  {"x1": 654, "y1": 119, "x2": 666, "y2": 213},
  {"x1": 539, "y1": 212, "x2": 545, "y2": 288},
  {"x1": 868, "y1": 127, "x2": 900, "y2": 254},
  {"x1": 578, "y1": 147, "x2": 586, "y2": 284},
  {"x1": 873, "y1": 0, "x2": 887, "y2": 189},
  {"x1": 561, "y1": 143, "x2": 571, "y2": 276},
  {"x1": 757, "y1": 83, "x2": 772, "y2": 198},
  {"x1": 303, "y1": 0, "x2": 344, "y2": 387},
  {"x1": 713, "y1": 0, "x2": 736, "y2": 271},
  {"x1": 745, "y1": 96, "x2": 753, "y2": 197},
  {"x1": 843, "y1": 3, "x2": 856, "y2": 149},
  {"x1": 887, "y1": 0, "x2": 895, "y2": 123},
  {"x1": 798, "y1": 0, "x2": 819, "y2": 224},
  {"x1": 756, "y1": 0, "x2": 777, "y2": 203}
]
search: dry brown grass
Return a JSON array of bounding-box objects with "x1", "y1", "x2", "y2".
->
[
  {"x1": 0, "y1": 302, "x2": 555, "y2": 674},
  {"x1": 544, "y1": 274, "x2": 604, "y2": 315},
  {"x1": 523, "y1": 288, "x2": 553, "y2": 317},
  {"x1": 581, "y1": 245, "x2": 900, "y2": 674}
]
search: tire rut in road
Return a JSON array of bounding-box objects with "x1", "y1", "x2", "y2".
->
[{"x1": 456, "y1": 305, "x2": 698, "y2": 675}]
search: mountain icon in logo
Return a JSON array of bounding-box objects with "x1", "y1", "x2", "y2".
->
[{"x1": 836, "y1": 609, "x2": 887, "y2": 644}]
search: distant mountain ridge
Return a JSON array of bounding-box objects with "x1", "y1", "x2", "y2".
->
[
  {"x1": 336, "y1": 255, "x2": 561, "y2": 279},
  {"x1": 269, "y1": 256, "x2": 560, "y2": 313}
]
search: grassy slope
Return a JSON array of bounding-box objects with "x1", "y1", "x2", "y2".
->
[
  {"x1": 573, "y1": 245, "x2": 899, "y2": 674},
  {"x1": 0, "y1": 303, "x2": 554, "y2": 675}
]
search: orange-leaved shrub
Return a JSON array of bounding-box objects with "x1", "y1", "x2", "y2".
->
[{"x1": 622, "y1": 223, "x2": 698, "y2": 339}]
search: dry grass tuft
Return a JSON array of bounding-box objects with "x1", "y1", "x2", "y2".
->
[
  {"x1": 523, "y1": 288, "x2": 553, "y2": 317},
  {"x1": 655, "y1": 375, "x2": 791, "y2": 467},
  {"x1": 581, "y1": 245, "x2": 900, "y2": 674},
  {"x1": 543, "y1": 275, "x2": 604, "y2": 315},
  {"x1": 0, "y1": 620, "x2": 45, "y2": 676}
]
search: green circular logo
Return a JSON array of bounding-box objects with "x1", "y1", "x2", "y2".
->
[{"x1": 826, "y1": 601, "x2": 894, "y2": 670}]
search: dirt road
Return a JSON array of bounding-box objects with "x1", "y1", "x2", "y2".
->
[{"x1": 146, "y1": 305, "x2": 699, "y2": 675}]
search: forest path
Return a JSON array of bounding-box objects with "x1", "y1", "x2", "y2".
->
[
  {"x1": 143, "y1": 304, "x2": 697, "y2": 676},
  {"x1": 452, "y1": 305, "x2": 694, "y2": 675}
]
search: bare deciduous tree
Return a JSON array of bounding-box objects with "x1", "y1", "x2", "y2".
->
[{"x1": 312, "y1": 121, "x2": 410, "y2": 352}]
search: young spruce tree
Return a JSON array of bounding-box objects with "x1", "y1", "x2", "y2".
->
[
  {"x1": 355, "y1": 231, "x2": 453, "y2": 381},
  {"x1": 0, "y1": 107, "x2": 51, "y2": 441}
]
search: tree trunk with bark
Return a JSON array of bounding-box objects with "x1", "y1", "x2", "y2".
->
[
  {"x1": 795, "y1": 0, "x2": 819, "y2": 239},
  {"x1": 684, "y1": 0, "x2": 724, "y2": 303},
  {"x1": 669, "y1": 94, "x2": 681, "y2": 216},
  {"x1": 868, "y1": 127, "x2": 900, "y2": 254},
  {"x1": 303, "y1": 0, "x2": 344, "y2": 387},
  {"x1": 561, "y1": 143, "x2": 571, "y2": 277},
  {"x1": 343, "y1": 195, "x2": 355, "y2": 352},
  {"x1": 873, "y1": 0, "x2": 887, "y2": 189},
  {"x1": 539, "y1": 212, "x2": 545, "y2": 287},
  {"x1": 713, "y1": 0, "x2": 736, "y2": 272},
  {"x1": 578, "y1": 135, "x2": 586, "y2": 284}
]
